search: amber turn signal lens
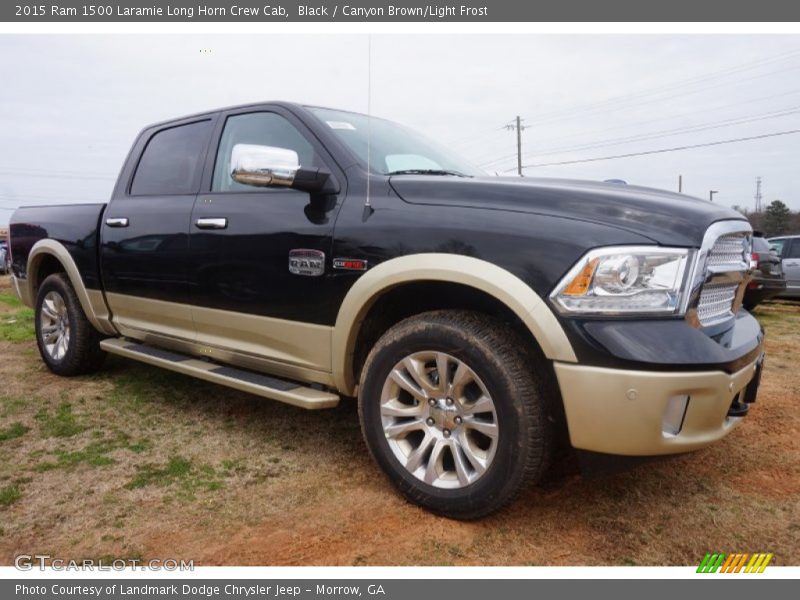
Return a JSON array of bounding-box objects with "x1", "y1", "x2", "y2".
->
[{"x1": 562, "y1": 258, "x2": 599, "y2": 296}]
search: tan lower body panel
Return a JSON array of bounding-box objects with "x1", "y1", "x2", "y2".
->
[
  {"x1": 105, "y1": 292, "x2": 197, "y2": 342},
  {"x1": 554, "y1": 358, "x2": 760, "y2": 456},
  {"x1": 100, "y1": 338, "x2": 339, "y2": 410},
  {"x1": 104, "y1": 292, "x2": 335, "y2": 386}
]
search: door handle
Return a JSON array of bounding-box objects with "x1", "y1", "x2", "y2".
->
[
  {"x1": 105, "y1": 217, "x2": 129, "y2": 227},
  {"x1": 195, "y1": 217, "x2": 228, "y2": 230}
]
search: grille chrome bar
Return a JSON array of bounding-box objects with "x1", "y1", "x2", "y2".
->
[{"x1": 684, "y1": 221, "x2": 752, "y2": 328}]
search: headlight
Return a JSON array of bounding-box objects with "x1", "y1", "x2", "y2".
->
[{"x1": 551, "y1": 246, "x2": 692, "y2": 315}]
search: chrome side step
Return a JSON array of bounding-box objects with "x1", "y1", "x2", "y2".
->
[{"x1": 99, "y1": 338, "x2": 340, "y2": 410}]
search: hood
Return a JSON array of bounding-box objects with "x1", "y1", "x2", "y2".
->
[{"x1": 389, "y1": 176, "x2": 747, "y2": 247}]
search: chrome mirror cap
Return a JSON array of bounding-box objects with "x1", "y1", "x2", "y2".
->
[{"x1": 230, "y1": 144, "x2": 300, "y2": 188}]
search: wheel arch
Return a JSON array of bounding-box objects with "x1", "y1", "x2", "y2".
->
[
  {"x1": 331, "y1": 253, "x2": 576, "y2": 395},
  {"x1": 24, "y1": 240, "x2": 116, "y2": 335}
]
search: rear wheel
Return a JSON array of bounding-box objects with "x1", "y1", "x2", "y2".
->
[
  {"x1": 358, "y1": 310, "x2": 553, "y2": 519},
  {"x1": 35, "y1": 273, "x2": 106, "y2": 376}
]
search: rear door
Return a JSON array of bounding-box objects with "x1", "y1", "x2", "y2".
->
[
  {"x1": 782, "y1": 238, "x2": 800, "y2": 294},
  {"x1": 100, "y1": 117, "x2": 216, "y2": 340}
]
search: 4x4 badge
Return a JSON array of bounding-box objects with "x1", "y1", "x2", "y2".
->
[
  {"x1": 288, "y1": 249, "x2": 325, "y2": 277},
  {"x1": 333, "y1": 258, "x2": 368, "y2": 271}
]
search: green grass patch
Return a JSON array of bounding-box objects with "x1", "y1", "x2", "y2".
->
[
  {"x1": 35, "y1": 433, "x2": 152, "y2": 472},
  {"x1": 0, "y1": 422, "x2": 29, "y2": 442},
  {"x1": 0, "y1": 293, "x2": 23, "y2": 308},
  {"x1": 125, "y1": 455, "x2": 224, "y2": 499},
  {"x1": 0, "y1": 307, "x2": 35, "y2": 342},
  {"x1": 0, "y1": 484, "x2": 21, "y2": 507},
  {"x1": 103, "y1": 364, "x2": 206, "y2": 415},
  {"x1": 0, "y1": 395, "x2": 26, "y2": 418},
  {"x1": 36, "y1": 441, "x2": 116, "y2": 472},
  {"x1": 36, "y1": 403, "x2": 85, "y2": 438}
]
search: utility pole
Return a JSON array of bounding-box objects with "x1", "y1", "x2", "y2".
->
[
  {"x1": 505, "y1": 116, "x2": 529, "y2": 176},
  {"x1": 678, "y1": 175, "x2": 683, "y2": 193},
  {"x1": 754, "y1": 176, "x2": 763, "y2": 213},
  {"x1": 709, "y1": 190, "x2": 718, "y2": 202}
]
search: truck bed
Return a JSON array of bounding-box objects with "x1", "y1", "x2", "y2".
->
[{"x1": 9, "y1": 203, "x2": 107, "y2": 289}]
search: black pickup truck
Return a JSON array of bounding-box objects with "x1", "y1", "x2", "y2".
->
[{"x1": 8, "y1": 102, "x2": 764, "y2": 518}]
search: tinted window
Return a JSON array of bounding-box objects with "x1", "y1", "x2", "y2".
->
[
  {"x1": 787, "y1": 240, "x2": 800, "y2": 259},
  {"x1": 131, "y1": 120, "x2": 212, "y2": 196},
  {"x1": 212, "y1": 112, "x2": 318, "y2": 193},
  {"x1": 752, "y1": 237, "x2": 771, "y2": 252},
  {"x1": 309, "y1": 107, "x2": 481, "y2": 176},
  {"x1": 769, "y1": 238, "x2": 787, "y2": 255}
]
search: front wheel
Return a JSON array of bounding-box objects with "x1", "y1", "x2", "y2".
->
[
  {"x1": 358, "y1": 310, "x2": 553, "y2": 519},
  {"x1": 35, "y1": 273, "x2": 106, "y2": 376}
]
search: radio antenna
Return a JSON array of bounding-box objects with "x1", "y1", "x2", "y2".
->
[{"x1": 362, "y1": 34, "x2": 375, "y2": 221}]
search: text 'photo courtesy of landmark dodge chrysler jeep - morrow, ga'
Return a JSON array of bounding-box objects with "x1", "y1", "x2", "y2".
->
[{"x1": 8, "y1": 102, "x2": 765, "y2": 518}]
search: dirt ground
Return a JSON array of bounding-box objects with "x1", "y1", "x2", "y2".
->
[{"x1": 0, "y1": 274, "x2": 798, "y2": 566}]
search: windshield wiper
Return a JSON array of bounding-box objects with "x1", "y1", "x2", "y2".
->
[{"x1": 386, "y1": 169, "x2": 469, "y2": 177}]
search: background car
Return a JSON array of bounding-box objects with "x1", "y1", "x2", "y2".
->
[
  {"x1": 743, "y1": 233, "x2": 787, "y2": 310},
  {"x1": 0, "y1": 239, "x2": 8, "y2": 274},
  {"x1": 767, "y1": 234, "x2": 800, "y2": 300}
]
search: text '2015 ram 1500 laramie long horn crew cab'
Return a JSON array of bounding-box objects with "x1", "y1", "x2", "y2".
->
[{"x1": 8, "y1": 102, "x2": 765, "y2": 518}]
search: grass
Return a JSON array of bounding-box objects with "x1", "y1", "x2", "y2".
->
[
  {"x1": 0, "y1": 306, "x2": 35, "y2": 342},
  {"x1": 0, "y1": 484, "x2": 21, "y2": 508},
  {"x1": 0, "y1": 293, "x2": 23, "y2": 309},
  {"x1": 35, "y1": 403, "x2": 85, "y2": 438},
  {"x1": 0, "y1": 272, "x2": 797, "y2": 566},
  {"x1": 0, "y1": 423, "x2": 29, "y2": 442},
  {"x1": 0, "y1": 395, "x2": 26, "y2": 418},
  {"x1": 35, "y1": 433, "x2": 153, "y2": 472},
  {"x1": 125, "y1": 455, "x2": 224, "y2": 499}
]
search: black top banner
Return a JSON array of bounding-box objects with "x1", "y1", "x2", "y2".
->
[{"x1": 4, "y1": 0, "x2": 800, "y2": 22}]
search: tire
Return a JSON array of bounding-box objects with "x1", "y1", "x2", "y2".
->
[
  {"x1": 358, "y1": 310, "x2": 553, "y2": 519},
  {"x1": 35, "y1": 273, "x2": 106, "y2": 376}
]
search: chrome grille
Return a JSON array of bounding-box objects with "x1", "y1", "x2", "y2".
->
[
  {"x1": 694, "y1": 226, "x2": 751, "y2": 327},
  {"x1": 707, "y1": 232, "x2": 749, "y2": 270},
  {"x1": 697, "y1": 282, "x2": 739, "y2": 325}
]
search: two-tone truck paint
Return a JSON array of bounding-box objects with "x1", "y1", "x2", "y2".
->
[{"x1": 8, "y1": 102, "x2": 764, "y2": 518}]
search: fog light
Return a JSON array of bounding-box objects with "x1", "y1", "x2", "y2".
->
[{"x1": 662, "y1": 395, "x2": 689, "y2": 437}]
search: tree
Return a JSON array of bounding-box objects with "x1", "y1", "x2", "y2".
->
[{"x1": 763, "y1": 200, "x2": 792, "y2": 236}]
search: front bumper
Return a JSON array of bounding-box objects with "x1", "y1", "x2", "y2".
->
[{"x1": 553, "y1": 355, "x2": 762, "y2": 456}]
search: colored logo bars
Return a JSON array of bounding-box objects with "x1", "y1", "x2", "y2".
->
[{"x1": 697, "y1": 553, "x2": 774, "y2": 573}]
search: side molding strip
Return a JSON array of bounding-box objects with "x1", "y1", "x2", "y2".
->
[{"x1": 331, "y1": 253, "x2": 577, "y2": 395}]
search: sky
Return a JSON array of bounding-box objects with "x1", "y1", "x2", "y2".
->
[{"x1": 1, "y1": 34, "x2": 800, "y2": 226}]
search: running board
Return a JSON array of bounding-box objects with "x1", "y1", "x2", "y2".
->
[{"x1": 99, "y1": 338, "x2": 339, "y2": 410}]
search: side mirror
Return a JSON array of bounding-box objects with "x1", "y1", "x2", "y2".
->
[{"x1": 230, "y1": 144, "x2": 332, "y2": 193}]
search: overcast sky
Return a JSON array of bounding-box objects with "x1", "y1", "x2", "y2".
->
[{"x1": 1, "y1": 34, "x2": 800, "y2": 226}]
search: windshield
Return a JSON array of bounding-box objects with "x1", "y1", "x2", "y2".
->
[{"x1": 309, "y1": 107, "x2": 483, "y2": 177}]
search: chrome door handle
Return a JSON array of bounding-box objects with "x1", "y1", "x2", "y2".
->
[
  {"x1": 195, "y1": 217, "x2": 228, "y2": 229},
  {"x1": 105, "y1": 217, "x2": 129, "y2": 227}
]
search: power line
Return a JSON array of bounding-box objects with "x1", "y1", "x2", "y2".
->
[
  {"x1": 511, "y1": 128, "x2": 800, "y2": 171},
  {"x1": 0, "y1": 168, "x2": 116, "y2": 181},
  {"x1": 520, "y1": 49, "x2": 800, "y2": 128},
  {"x1": 482, "y1": 104, "x2": 800, "y2": 168},
  {"x1": 477, "y1": 86, "x2": 800, "y2": 167},
  {"x1": 451, "y1": 50, "x2": 800, "y2": 165},
  {"x1": 0, "y1": 194, "x2": 106, "y2": 203}
]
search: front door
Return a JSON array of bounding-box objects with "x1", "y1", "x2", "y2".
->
[
  {"x1": 188, "y1": 108, "x2": 345, "y2": 373},
  {"x1": 782, "y1": 239, "x2": 800, "y2": 295}
]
